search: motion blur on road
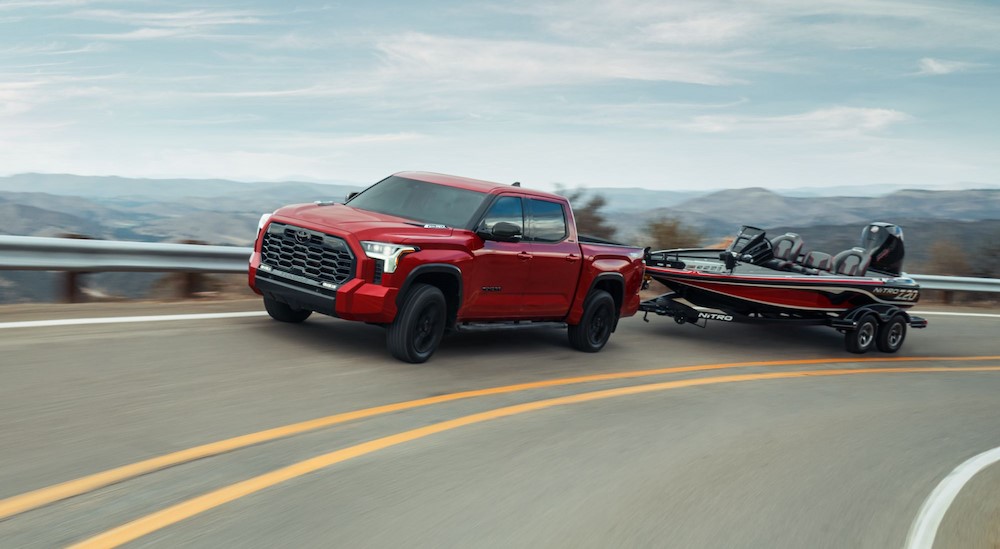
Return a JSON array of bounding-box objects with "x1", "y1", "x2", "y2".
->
[{"x1": 0, "y1": 299, "x2": 998, "y2": 548}]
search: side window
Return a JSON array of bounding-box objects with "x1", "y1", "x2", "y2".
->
[
  {"x1": 528, "y1": 199, "x2": 567, "y2": 242},
  {"x1": 479, "y1": 196, "x2": 523, "y2": 232}
]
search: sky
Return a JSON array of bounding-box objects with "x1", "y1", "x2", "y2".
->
[{"x1": 0, "y1": 0, "x2": 998, "y2": 191}]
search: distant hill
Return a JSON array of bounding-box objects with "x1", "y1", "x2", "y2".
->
[
  {"x1": 628, "y1": 187, "x2": 1000, "y2": 239},
  {"x1": 0, "y1": 173, "x2": 997, "y2": 303},
  {"x1": 0, "y1": 173, "x2": 361, "y2": 200}
]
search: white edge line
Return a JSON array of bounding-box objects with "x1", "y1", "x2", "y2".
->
[
  {"x1": 916, "y1": 311, "x2": 1000, "y2": 319},
  {"x1": 0, "y1": 310, "x2": 994, "y2": 330},
  {"x1": 904, "y1": 445, "x2": 1000, "y2": 549},
  {"x1": 0, "y1": 311, "x2": 268, "y2": 329}
]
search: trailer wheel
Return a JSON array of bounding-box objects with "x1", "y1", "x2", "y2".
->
[
  {"x1": 387, "y1": 283, "x2": 446, "y2": 363},
  {"x1": 844, "y1": 313, "x2": 877, "y2": 354},
  {"x1": 568, "y1": 290, "x2": 615, "y2": 353},
  {"x1": 263, "y1": 296, "x2": 312, "y2": 323},
  {"x1": 876, "y1": 314, "x2": 907, "y2": 353}
]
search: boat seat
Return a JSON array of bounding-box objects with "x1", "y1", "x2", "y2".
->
[
  {"x1": 832, "y1": 247, "x2": 871, "y2": 276},
  {"x1": 803, "y1": 251, "x2": 833, "y2": 272},
  {"x1": 771, "y1": 233, "x2": 804, "y2": 263},
  {"x1": 765, "y1": 233, "x2": 804, "y2": 271}
]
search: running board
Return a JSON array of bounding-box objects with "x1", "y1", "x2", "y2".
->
[{"x1": 455, "y1": 321, "x2": 567, "y2": 332}]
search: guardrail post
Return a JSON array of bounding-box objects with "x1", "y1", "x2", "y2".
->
[
  {"x1": 181, "y1": 272, "x2": 202, "y2": 299},
  {"x1": 63, "y1": 272, "x2": 83, "y2": 303},
  {"x1": 177, "y1": 240, "x2": 208, "y2": 299},
  {"x1": 59, "y1": 233, "x2": 93, "y2": 303}
]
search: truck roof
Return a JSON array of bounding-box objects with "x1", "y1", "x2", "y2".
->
[{"x1": 395, "y1": 171, "x2": 567, "y2": 202}]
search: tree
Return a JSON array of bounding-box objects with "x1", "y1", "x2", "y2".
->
[
  {"x1": 926, "y1": 239, "x2": 972, "y2": 276},
  {"x1": 972, "y1": 231, "x2": 1000, "y2": 278},
  {"x1": 642, "y1": 217, "x2": 704, "y2": 250},
  {"x1": 556, "y1": 187, "x2": 617, "y2": 240}
]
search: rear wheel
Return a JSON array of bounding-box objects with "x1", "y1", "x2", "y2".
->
[
  {"x1": 263, "y1": 296, "x2": 312, "y2": 323},
  {"x1": 387, "y1": 283, "x2": 446, "y2": 363},
  {"x1": 568, "y1": 290, "x2": 616, "y2": 352},
  {"x1": 876, "y1": 314, "x2": 907, "y2": 353},
  {"x1": 844, "y1": 313, "x2": 877, "y2": 354}
]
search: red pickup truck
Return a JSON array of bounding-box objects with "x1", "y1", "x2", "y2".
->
[{"x1": 249, "y1": 172, "x2": 645, "y2": 362}]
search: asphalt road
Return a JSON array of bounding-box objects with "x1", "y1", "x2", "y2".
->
[{"x1": 0, "y1": 299, "x2": 998, "y2": 548}]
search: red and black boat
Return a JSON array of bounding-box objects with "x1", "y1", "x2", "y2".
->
[{"x1": 639, "y1": 223, "x2": 927, "y2": 353}]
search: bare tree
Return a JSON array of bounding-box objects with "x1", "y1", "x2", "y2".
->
[
  {"x1": 557, "y1": 187, "x2": 617, "y2": 240},
  {"x1": 926, "y1": 239, "x2": 972, "y2": 276},
  {"x1": 972, "y1": 231, "x2": 1000, "y2": 278},
  {"x1": 643, "y1": 217, "x2": 704, "y2": 250}
]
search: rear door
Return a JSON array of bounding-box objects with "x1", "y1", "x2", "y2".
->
[
  {"x1": 464, "y1": 195, "x2": 532, "y2": 319},
  {"x1": 523, "y1": 198, "x2": 582, "y2": 318}
]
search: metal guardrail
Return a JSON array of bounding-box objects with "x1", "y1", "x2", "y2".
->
[
  {"x1": 909, "y1": 274, "x2": 1000, "y2": 293},
  {"x1": 1, "y1": 235, "x2": 998, "y2": 293},
  {"x1": 0, "y1": 235, "x2": 251, "y2": 273}
]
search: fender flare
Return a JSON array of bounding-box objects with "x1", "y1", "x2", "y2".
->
[
  {"x1": 397, "y1": 264, "x2": 464, "y2": 309},
  {"x1": 584, "y1": 272, "x2": 626, "y2": 330}
]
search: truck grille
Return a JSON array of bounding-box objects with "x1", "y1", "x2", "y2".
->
[{"x1": 261, "y1": 223, "x2": 354, "y2": 286}]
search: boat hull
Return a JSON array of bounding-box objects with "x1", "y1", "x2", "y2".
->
[{"x1": 645, "y1": 266, "x2": 920, "y2": 316}]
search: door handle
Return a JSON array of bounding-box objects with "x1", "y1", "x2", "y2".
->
[
  {"x1": 565, "y1": 254, "x2": 580, "y2": 262},
  {"x1": 517, "y1": 252, "x2": 532, "y2": 261}
]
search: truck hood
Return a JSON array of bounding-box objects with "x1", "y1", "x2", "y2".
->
[{"x1": 272, "y1": 203, "x2": 457, "y2": 242}]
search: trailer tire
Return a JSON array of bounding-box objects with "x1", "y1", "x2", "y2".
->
[
  {"x1": 263, "y1": 296, "x2": 312, "y2": 323},
  {"x1": 876, "y1": 314, "x2": 907, "y2": 353},
  {"x1": 845, "y1": 313, "x2": 877, "y2": 354},
  {"x1": 387, "y1": 283, "x2": 446, "y2": 363},
  {"x1": 568, "y1": 290, "x2": 615, "y2": 353}
]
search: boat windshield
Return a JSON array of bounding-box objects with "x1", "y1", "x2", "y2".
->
[{"x1": 726, "y1": 226, "x2": 773, "y2": 264}]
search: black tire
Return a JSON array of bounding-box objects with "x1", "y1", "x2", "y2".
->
[
  {"x1": 845, "y1": 313, "x2": 878, "y2": 354},
  {"x1": 876, "y1": 314, "x2": 907, "y2": 353},
  {"x1": 263, "y1": 296, "x2": 312, "y2": 323},
  {"x1": 387, "y1": 283, "x2": 446, "y2": 363},
  {"x1": 568, "y1": 290, "x2": 616, "y2": 353}
]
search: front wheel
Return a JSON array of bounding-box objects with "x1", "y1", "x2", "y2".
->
[
  {"x1": 387, "y1": 283, "x2": 446, "y2": 363},
  {"x1": 876, "y1": 314, "x2": 907, "y2": 353},
  {"x1": 568, "y1": 290, "x2": 616, "y2": 353},
  {"x1": 263, "y1": 296, "x2": 312, "y2": 323},
  {"x1": 844, "y1": 313, "x2": 877, "y2": 354}
]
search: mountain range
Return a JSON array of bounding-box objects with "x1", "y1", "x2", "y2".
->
[{"x1": 0, "y1": 173, "x2": 997, "y2": 303}]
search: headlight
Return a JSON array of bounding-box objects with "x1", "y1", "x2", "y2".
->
[{"x1": 361, "y1": 241, "x2": 418, "y2": 274}]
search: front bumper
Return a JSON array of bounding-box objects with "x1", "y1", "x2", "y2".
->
[
  {"x1": 256, "y1": 274, "x2": 338, "y2": 317},
  {"x1": 252, "y1": 263, "x2": 399, "y2": 323}
]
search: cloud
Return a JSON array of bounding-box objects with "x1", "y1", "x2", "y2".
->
[
  {"x1": 507, "y1": 0, "x2": 1000, "y2": 50},
  {"x1": 644, "y1": 14, "x2": 761, "y2": 45},
  {"x1": 683, "y1": 106, "x2": 912, "y2": 136},
  {"x1": 0, "y1": 0, "x2": 94, "y2": 9},
  {"x1": 375, "y1": 33, "x2": 747, "y2": 87},
  {"x1": 68, "y1": 8, "x2": 263, "y2": 28},
  {"x1": 84, "y1": 27, "x2": 187, "y2": 41},
  {"x1": 917, "y1": 57, "x2": 984, "y2": 75},
  {"x1": 0, "y1": 74, "x2": 121, "y2": 117},
  {"x1": 70, "y1": 8, "x2": 264, "y2": 41}
]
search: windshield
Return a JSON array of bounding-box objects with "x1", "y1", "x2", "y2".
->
[{"x1": 346, "y1": 176, "x2": 488, "y2": 228}]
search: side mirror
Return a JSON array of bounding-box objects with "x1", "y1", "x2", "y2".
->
[
  {"x1": 345, "y1": 191, "x2": 359, "y2": 202},
  {"x1": 478, "y1": 221, "x2": 522, "y2": 242}
]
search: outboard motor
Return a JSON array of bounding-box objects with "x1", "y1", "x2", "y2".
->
[{"x1": 861, "y1": 222, "x2": 905, "y2": 276}]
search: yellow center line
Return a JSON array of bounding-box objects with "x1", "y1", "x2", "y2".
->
[
  {"x1": 1, "y1": 356, "x2": 998, "y2": 522},
  {"x1": 71, "y1": 364, "x2": 1000, "y2": 549}
]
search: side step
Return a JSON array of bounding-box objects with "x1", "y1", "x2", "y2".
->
[{"x1": 455, "y1": 321, "x2": 567, "y2": 332}]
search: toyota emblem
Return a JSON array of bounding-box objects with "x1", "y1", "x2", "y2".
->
[{"x1": 295, "y1": 230, "x2": 309, "y2": 242}]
